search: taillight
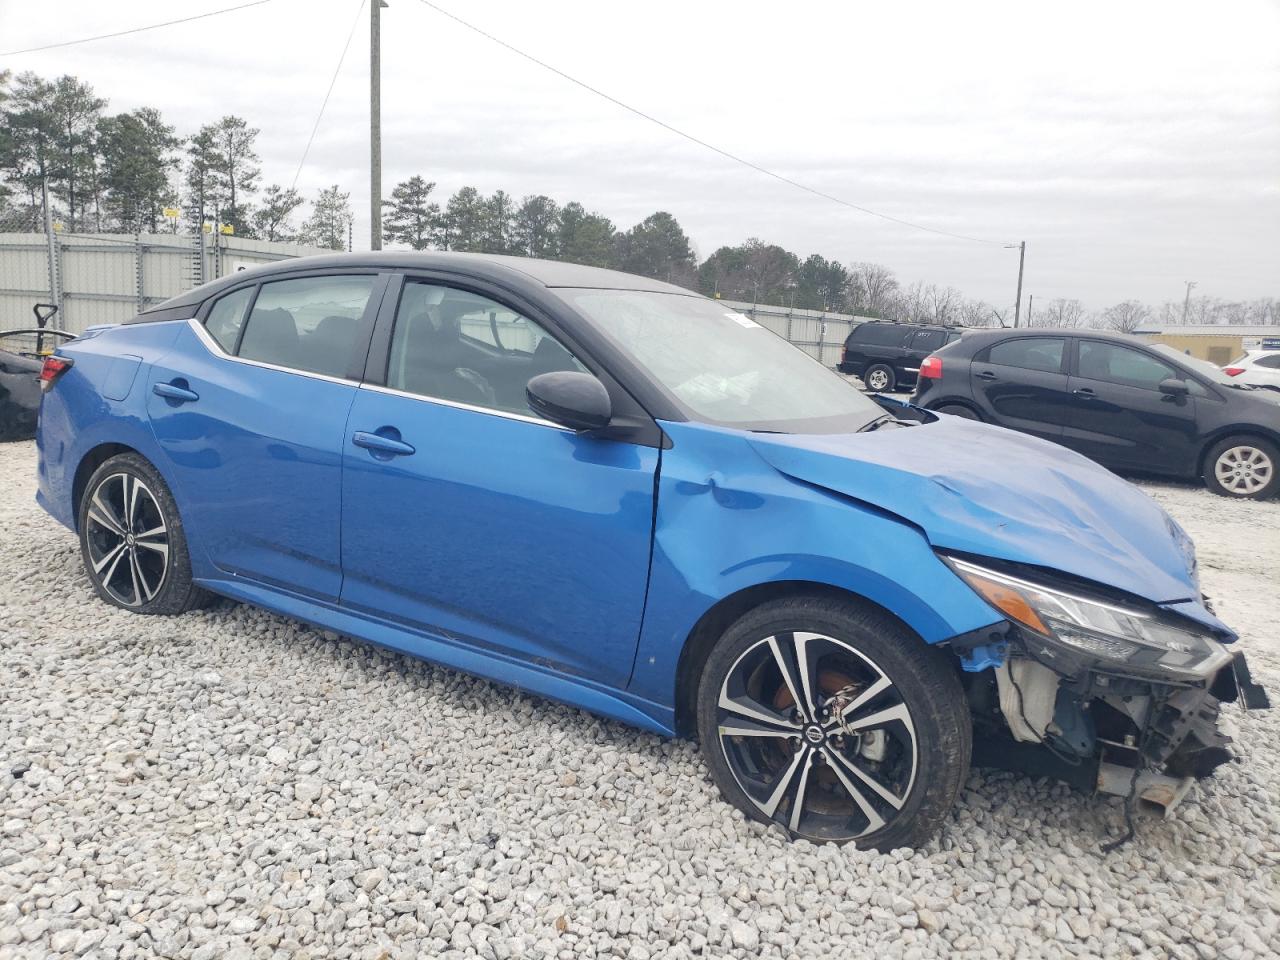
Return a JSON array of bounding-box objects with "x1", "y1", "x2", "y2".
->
[
  {"x1": 39, "y1": 355, "x2": 74, "y2": 391},
  {"x1": 1223, "y1": 366, "x2": 1245, "y2": 376},
  {"x1": 919, "y1": 355, "x2": 943, "y2": 379}
]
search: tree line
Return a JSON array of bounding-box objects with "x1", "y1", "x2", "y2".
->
[{"x1": 2, "y1": 70, "x2": 1274, "y2": 330}]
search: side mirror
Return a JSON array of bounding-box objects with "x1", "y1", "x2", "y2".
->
[
  {"x1": 1158, "y1": 378, "x2": 1190, "y2": 398},
  {"x1": 526, "y1": 371, "x2": 612, "y2": 431}
]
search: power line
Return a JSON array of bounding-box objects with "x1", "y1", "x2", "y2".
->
[
  {"x1": 414, "y1": 0, "x2": 1012, "y2": 246},
  {"x1": 1, "y1": 0, "x2": 274, "y2": 57},
  {"x1": 291, "y1": 0, "x2": 368, "y2": 192}
]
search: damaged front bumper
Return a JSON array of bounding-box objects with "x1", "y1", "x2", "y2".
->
[{"x1": 965, "y1": 628, "x2": 1270, "y2": 817}]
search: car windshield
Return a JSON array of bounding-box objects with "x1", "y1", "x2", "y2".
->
[{"x1": 560, "y1": 289, "x2": 886, "y2": 433}]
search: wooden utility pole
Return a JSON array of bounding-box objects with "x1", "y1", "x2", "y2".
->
[
  {"x1": 370, "y1": 1, "x2": 387, "y2": 250},
  {"x1": 1027, "y1": 294, "x2": 1034, "y2": 326},
  {"x1": 1011, "y1": 241, "x2": 1026, "y2": 327},
  {"x1": 1181, "y1": 280, "x2": 1197, "y2": 324}
]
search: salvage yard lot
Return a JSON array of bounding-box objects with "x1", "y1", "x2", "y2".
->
[{"x1": 0, "y1": 438, "x2": 1277, "y2": 960}]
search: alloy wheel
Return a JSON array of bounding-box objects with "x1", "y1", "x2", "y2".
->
[
  {"x1": 1213, "y1": 445, "x2": 1273, "y2": 496},
  {"x1": 716, "y1": 632, "x2": 918, "y2": 842},
  {"x1": 867, "y1": 370, "x2": 890, "y2": 391},
  {"x1": 84, "y1": 472, "x2": 171, "y2": 607}
]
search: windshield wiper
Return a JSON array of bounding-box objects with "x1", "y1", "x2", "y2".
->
[{"x1": 858, "y1": 414, "x2": 896, "y2": 433}]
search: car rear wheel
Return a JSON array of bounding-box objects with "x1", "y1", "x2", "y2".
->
[
  {"x1": 1204, "y1": 436, "x2": 1279, "y2": 499},
  {"x1": 78, "y1": 453, "x2": 210, "y2": 614},
  {"x1": 864, "y1": 364, "x2": 895, "y2": 393},
  {"x1": 696, "y1": 596, "x2": 970, "y2": 850},
  {"x1": 932, "y1": 403, "x2": 980, "y2": 421}
]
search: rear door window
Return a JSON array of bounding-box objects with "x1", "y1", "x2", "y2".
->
[
  {"x1": 985, "y1": 337, "x2": 1066, "y2": 373},
  {"x1": 204, "y1": 287, "x2": 253, "y2": 353},
  {"x1": 1256, "y1": 354, "x2": 1280, "y2": 369},
  {"x1": 912, "y1": 329, "x2": 947, "y2": 352},
  {"x1": 854, "y1": 324, "x2": 910, "y2": 346},
  {"x1": 236, "y1": 275, "x2": 375, "y2": 378}
]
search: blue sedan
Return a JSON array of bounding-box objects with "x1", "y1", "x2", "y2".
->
[{"x1": 35, "y1": 253, "x2": 1266, "y2": 848}]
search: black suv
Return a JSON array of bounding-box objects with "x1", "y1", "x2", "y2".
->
[{"x1": 838, "y1": 321, "x2": 962, "y2": 392}]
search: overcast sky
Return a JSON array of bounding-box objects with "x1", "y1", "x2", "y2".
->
[{"x1": 3, "y1": 0, "x2": 1278, "y2": 311}]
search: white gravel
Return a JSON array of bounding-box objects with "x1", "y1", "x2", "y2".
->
[{"x1": 1, "y1": 438, "x2": 1277, "y2": 960}]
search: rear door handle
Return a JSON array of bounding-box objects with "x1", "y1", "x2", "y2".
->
[
  {"x1": 1073, "y1": 388, "x2": 1096, "y2": 400},
  {"x1": 976, "y1": 370, "x2": 998, "y2": 381},
  {"x1": 152, "y1": 381, "x2": 199, "y2": 403},
  {"x1": 352, "y1": 430, "x2": 416, "y2": 457}
]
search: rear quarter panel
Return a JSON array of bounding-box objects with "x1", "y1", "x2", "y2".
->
[{"x1": 36, "y1": 321, "x2": 186, "y2": 531}]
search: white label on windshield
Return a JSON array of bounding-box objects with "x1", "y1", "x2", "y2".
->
[{"x1": 725, "y1": 311, "x2": 760, "y2": 329}]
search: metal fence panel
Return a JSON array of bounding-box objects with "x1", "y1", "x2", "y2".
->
[{"x1": 1, "y1": 237, "x2": 876, "y2": 366}]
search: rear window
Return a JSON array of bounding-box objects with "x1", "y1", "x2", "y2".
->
[
  {"x1": 1256, "y1": 354, "x2": 1280, "y2": 369},
  {"x1": 985, "y1": 337, "x2": 1065, "y2": 373}
]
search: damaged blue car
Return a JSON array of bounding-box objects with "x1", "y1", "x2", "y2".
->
[{"x1": 35, "y1": 253, "x2": 1269, "y2": 849}]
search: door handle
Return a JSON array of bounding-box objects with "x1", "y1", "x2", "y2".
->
[
  {"x1": 1072, "y1": 388, "x2": 1096, "y2": 400},
  {"x1": 152, "y1": 381, "x2": 199, "y2": 403},
  {"x1": 352, "y1": 430, "x2": 416, "y2": 457},
  {"x1": 976, "y1": 370, "x2": 998, "y2": 381}
]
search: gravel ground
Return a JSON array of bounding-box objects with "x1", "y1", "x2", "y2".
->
[{"x1": 1, "y1": 438, "x2": 1277, "y2": 960}]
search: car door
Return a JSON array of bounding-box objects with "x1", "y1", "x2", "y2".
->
[
  {"x1": 147, "y1": 271, "x2": 386, "y2": 600},
  {"x1": 1062, "y1": 339, "x2": 1201, "y2": 474},
  {"x1": 968, "y1": 336, "x2": 1070, "y2": 441},
  {"x1": 338, "y1": 276, "x2": 659, "y2": 689}
]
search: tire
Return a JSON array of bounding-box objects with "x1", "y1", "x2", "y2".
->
[
  {"x1": 863, "y1": 364, "x2": 896, "y2": 393},
  {"x1": 932, "y1": 403, "x2": 980, "y2": 421},
  {"x1": 696, "y1": 596, "x2": 971, "y2": 850},
  {"x1": 1203, "y1": 436, "x2": 1279, "y2": 500},
  {"x1": 78, "y1": 452, "x2": 210, "y2": 614}
]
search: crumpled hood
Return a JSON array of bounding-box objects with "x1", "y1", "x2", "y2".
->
[{"x1": 749, "y1": 417, "x2": 1202, "y2": 606}]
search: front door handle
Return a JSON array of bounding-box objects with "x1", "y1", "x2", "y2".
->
[
  {"x1": 1072, "y1": 388, "x2": 1096, "y2": 400},
  {"x1": 352, "y1": 430, "x2": 416, "y2": 458},
  {"x1": 153, "y1": 381, "x2": 199, "y2": 403},
  {"x1": 976, "y1": 370, "x2": 998, "y2": 381}
]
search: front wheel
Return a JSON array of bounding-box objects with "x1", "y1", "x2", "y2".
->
[
  {"x1": 78, "y1": 453, "x2": 210, "y2": 614},
  {"x1": 696, "y1": 596, "x2": 970, "y2": 850},
  {"x1": 1203, "y1": 436, "x2": 1278, "y2": 499}
]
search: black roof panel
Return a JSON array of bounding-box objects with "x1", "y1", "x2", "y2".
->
[{"x1": 142, "y1": 251, "x2": 696, "y2": 314}]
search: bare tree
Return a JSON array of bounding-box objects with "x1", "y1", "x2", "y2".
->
[
  {"x1": 958, "y1": 299, "x2": 995, "y2": 327},
  {"x1": 1036, "y1": 298, "x2": 1085, "y2": 329},
  {"x1": 927, "y1": 285, "x2": 961, "y2": 324},
  {"x1": 849, "y1": 262, "x2": 899, "y2": 316},
  {"x1": 1101, "y1": 300, "x2": 1151, "y2": 334}
]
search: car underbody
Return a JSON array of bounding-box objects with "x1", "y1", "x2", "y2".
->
[{"x1": 958, "y1": 622, "x2": 1271, "y2": 825}]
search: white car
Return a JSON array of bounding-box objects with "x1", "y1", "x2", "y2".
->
[{"x1": 1224, "y1": 350, "x2": 1280, "y2": 391}]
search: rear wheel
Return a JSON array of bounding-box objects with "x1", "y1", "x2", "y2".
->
[
  {"x1": 1203, "y1": 436, "x2": 1279, "y2": 499},
  {"x1": 696, "y1": 596, "x2": 970, "y2": 850},
  {"x1": 863, "y1": 364, "x2": 896, "y2": 393},
  {"x1": 932, "y1": 403, "x2": 980, "y2": 421},
  {"x1": 78, "y1": 453, "x2": 210, "y2": 614}
]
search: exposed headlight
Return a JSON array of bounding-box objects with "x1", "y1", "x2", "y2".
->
[{"x1": 945, "y1": 556, "x2": 1231, "y2": 680}]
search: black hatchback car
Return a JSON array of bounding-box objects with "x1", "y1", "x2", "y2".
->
[
  {"x1": 912, "y1": 328, "x2": 1280, "y2": 499},
  {"x1": 838, "y1": 321, "x2": 961, "y2": 393}
]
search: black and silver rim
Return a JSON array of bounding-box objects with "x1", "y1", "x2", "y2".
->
[
  {"x1": 866, "y1": 369, "x2": 890, "y2": 391},
  {"x1": 1214, "y1": 445, "x2": 1272, "y2": 495},
  {"x1": 716, "y1": 632, "x2": 918, "y2": 842},
  {"x1": 85, "y1": 473, "x2": 170, "y2": 607}
]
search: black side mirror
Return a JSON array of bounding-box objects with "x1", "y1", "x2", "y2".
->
[
  {"x1": 1158, "y1": 378, "x2": 1190, "y2": 398},
  {"x1": 526, "y1": 371, "x2": 612, "y2": 431}
]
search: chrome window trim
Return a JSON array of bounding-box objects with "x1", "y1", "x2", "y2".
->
[
  {"x1": 187, "y1": 317, "x2": 359, "y2": 387},
  {"x1": 188, "y1": 317, "x2": 570, "y2": 430},
  {"x1": 359, "y1": 382, "x2": 572, "y2": 432}
]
